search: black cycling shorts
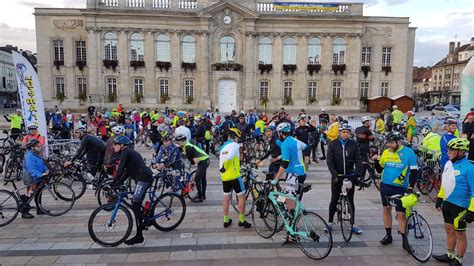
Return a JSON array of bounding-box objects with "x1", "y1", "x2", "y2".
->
[
  {"x1": 442, "y1": 201, "x2": 467, "y2": 231},
  {"x1": 133, "y1": 181, "x2": 151, "y2": 204},
  {"x1": 380, "y1": 183, "x2": 406, "y2": 212},
  {"x1": 222, "y1": 177, "x2": 245, "y2": 195}
]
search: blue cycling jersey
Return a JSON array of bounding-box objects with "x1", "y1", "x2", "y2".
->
[
  {"x1": 277, "y1": 136, "x2": 307, "y2": 176},
  {"x1": 440, "y1": 133, "x2": 457, "y2": 169},
  {"x1": 439, "y1": 157, "x2": 474, "y2": 210},
  {"x1": 379, "y1": 145, "x2": 418, "y2": 188}
]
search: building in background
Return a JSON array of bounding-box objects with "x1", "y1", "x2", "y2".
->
[
  {"x1": 431, "y1": 38, "x2": 474, "y2": 104},
  {"x1": 34, "y1": 0, "x2": 416, "y2": 112},
  {"x1": 412, "y1": 66, "x2": 432, "y2": 110}
]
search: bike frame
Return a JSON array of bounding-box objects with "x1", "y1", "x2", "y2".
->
[{"x1": 266, "y1": 190, "x2": 309, "y2": 238}]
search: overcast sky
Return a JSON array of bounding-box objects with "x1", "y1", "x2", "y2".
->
[{"x1": 0, "y1": 0, "x2": 472, "y2": 66}]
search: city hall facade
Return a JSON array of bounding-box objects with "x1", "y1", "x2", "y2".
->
[{"x1": 35, "y1": 0, "x2": 416, "y2": 113}]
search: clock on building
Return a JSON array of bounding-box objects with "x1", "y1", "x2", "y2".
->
[{"x1": 223, "y1": 15, "x2": 232, "y2": 24}]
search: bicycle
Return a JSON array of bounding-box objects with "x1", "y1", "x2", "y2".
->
[
  {"x1": 88, "y1": 185, "x2": 186, "y2": 247},
  {"x1": 230, "y1": 165, "x2": 268, "y2": 216},
  {"x1": 153, "y1": 163, "x2": 199, "y2": 202},
  {"x1": 0, "y1": 174, "x2": 76, "y2": 227},
  {"x1": 3, "y1": 143, "x2": 25, "y2": 185},
  {"x1": 252, "y1": 181, "x2": 333, "y2": 260},
  {"x1": 336, "y1": 177, "x2": 355, "y2": 242},
  {"x1": 386, "y1": 191, "x2": 433, "y2": 263}
]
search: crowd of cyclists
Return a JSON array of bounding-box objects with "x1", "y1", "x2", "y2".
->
[{"x1": 2, "y1": 104, "x2": 474, "y2": 264}]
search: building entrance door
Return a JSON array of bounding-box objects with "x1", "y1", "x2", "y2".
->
[{"x1": 217, "y1": 79, "x2": 237, "y2": 113}]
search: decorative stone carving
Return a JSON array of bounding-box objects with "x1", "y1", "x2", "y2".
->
[
  {"x1": 364, "y1": 27, "x2": 393, "y2": 37},
  {"x1": 52, "y1": 19, "x2": 83, "y2": 29}
]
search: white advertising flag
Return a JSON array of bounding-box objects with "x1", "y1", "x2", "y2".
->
[{"x1": 12, "y1": 51, "x2": 48, "y2": 153}]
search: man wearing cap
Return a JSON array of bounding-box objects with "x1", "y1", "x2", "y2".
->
[
  {"x1": 440, "y1": 119, "x2": 459, "y2": 169},
  {"x1": 4, "y1": 109, "x2": 23, "y2": 141},
  {"x1": 319, "y1": 109, "x2": 329, "y2": 124},
  {"x1": 405, "y1": 111, "x2": 417, "y2": 143},
  {"x1": 391, "y1": 105, "x2": 404, "y2": 129},
  {"x1": 355, "y1": 117, "x2": 374, "y2": 180},
  {"x1": 385, "y1": 108, "x2": 394, "y2": 132}
]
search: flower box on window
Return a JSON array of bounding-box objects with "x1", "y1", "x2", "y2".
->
[
  {"x1": 307, "y1": 64, "x2": 321, "y2": 76},
  {"x1": 332, "y1": 64, "x2": 346, "y2": 76},
  {"x1": 103, "y1": 60, "x2": 118, "y2": 71},
  {"x1": 283, "y1": 64, "x2": 297, "y2": 75},
  {"x1": 53, "y1": 60, "x2": 64, "y2": 70},
  {"x1": 283, "y1": 96, "x2": 293, "y2": 105},
  {"x1": 76, "y1": 61, "x2": 87, "y2": 71},
  {"x1": 212, "y1": 63, "x2": 243, "y2": 71},
  {"x1": 382, "y1": 66, "x2": 392, "y2": 76},
  {"x1": 182, "y1": 62, "x2": 196, "y2": 72},
  {"x1": 258, "y1": 63, "x2": 272, "y2": 74},
  {"x1": 78, "y1": 91, "x2": 87, "y2": 102},
  {"x1": 156, "y1": 61, "x2": 171, "y2": 72},
  {"x1": 308, "y1": 97, "x2": 318, "y2": 104},
  {"x1": 130, "y1": 60, "x2": 145, "y2": 70},
  {"x1": 361, "y1": 65, "x2": 371, "y2": 78},
  {"x1": 360, "y1": 96, "x2": 368, "y2": 106},
  {"x1": 260, "y1": 96, "x2": 269, "y2": 107},
  {"x1": 134, "y1": 93, "x2": 144, "y2": 103},
  {"x1": 160, "y1": 94, "x2": 170, "y2": 104},
  {"x1": 56, "y1": 92, "x2": 66, "y2": 103},
  {"x1": 185, "y1": 96, "x2": 194, "y2": 104},
  {"x1": 107, "y1": 93, "x2": 117, "y2": 103},
  {"x1": 331, "y1": 96, "x2": 342, "y2": 106}
]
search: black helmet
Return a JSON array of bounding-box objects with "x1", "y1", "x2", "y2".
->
[
  {"x1": 386, "y1": 132, "x2": 403, "y2": 142},
  {"x1": 26, "y1": 139, "x2": 40, "y2": 149},
  {"x1": 175, "y1": 134, "x2": 187, "y2": 142}
]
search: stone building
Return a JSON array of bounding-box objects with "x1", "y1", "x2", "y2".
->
[
  {"x1": 0, "y1": 46, "x2": 18, "y2": 94},
  {"x1": 34, "y1": 0, "x2": 416, "y2": 113}
]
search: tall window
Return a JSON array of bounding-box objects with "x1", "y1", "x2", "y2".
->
[
  {"x1": 130, "y1": 33, "x2": 144, "y2": 61},
  {"x1": 160, "y1": 79, "x2": 169, "y2": 97},
  {"x1": 361, "y1": 47, "x2": 371, "y2": 66},
  {"x1": 55, "y1": 77, "x2": 65, "y2": 95},
  {"x1": 382, "y1": 47, "x2": 392, "y2": 66},
  {"x1": 220, "y1": 36, "x2": 235, "y2": 63},
  {"x1": 77, "y1": 77, "x2": 87, "y2": 96},
  {"x1": 308, "y1": 38, "x2": 321, "y2": 64},
  {"x1": 182, "y1": 35, "x2": 196, "y2": 63},
  {"x1": 283, "y1": 81, "x2": 293, "y2": 98},
  {"x1": 360, "y1": 81, "x2": 369, "y2": 98},
  {"x1": 184, "y1": 80, "x2": 194, "y2": 98},
  {"x1": 308, "y1": 81, "x2": 317, "y2": 98},
  {"x1": 53, "y1": 40, "x2": 64, "y2": 61},
  {"x1": 107, "y1": 77, "x2": 117, "y2": 95},
  {"x1": 332, "y1": 38, "x2": 346, "y2": 65},
  {"x1": 76, "y1": 41, "x2": 86, "y2": 62},
  {"x1": 283, "y1": 37, "x2": 296, "y2": 65},
  {"x1": 332, "y1": 81, "x2": 341, "y2": 99},
  {"x1": 156, "y1": 34, "x2": 170, "y2": 62},
  {"x1": 104, "y1": 32, "x2": 118, "y2": 60},
  {"x1": 258, "y1": 37, "x2": 272, "y2": 64},
  {"x1": 259, "y1": 80, "x2": 269, "y2": 100},
  {"x1": 381, "y1": 82, "x2": 389, "y2": 97}
]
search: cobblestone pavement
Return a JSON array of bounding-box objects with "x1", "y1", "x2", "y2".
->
[{"x1": 0, "y1": 144, "x2": 473, "y2": 266}]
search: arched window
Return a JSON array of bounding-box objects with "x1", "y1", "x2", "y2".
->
[
  {"x1": 283, "y1": 37, "x2": 296, "y2": 65},
  {"x1": 130, "y1": 33, "x2": 144, "y2": 61},
  {"x1": 332, "y1": 38, "x2": 346, "y2": 65},
  {"x1": 258, "y1": 37, "x2": 272, "y2": 64},
  {"x1": 104, "y1": 32, "x2": 118, "y2": 60},
  {"x1": 308, "y1": 38, "x2": 321, "y2": 65},
  {"x1": 220, "y1": 36, "x2": 235, "y2": 63},
  {"x1": 182, "y1": 35, "x2": 196, "y2": 63},
  {"x1": 156, "y1": 34, "x2": 170, "y2": 62}
]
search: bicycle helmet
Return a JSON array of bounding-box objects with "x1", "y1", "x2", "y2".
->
[
  {"x1": 74, "y1": 124, "x2": 87, "y2": 133},
  {"x1": 229, "y1": 128, "x2": 242, "y2": 138},
  {"x1": 175, "y1": 134, "x2": 187, "y2": 142},
  {"x1": 407, "y1": 111, "x2": 415, "y2": 116},
  {"x1": 27, "y1": 124, "x2": 38, "y2": 130},
  {"x1": 114, "y1": 136, "x2": 131, "y2": 146},
  {"x1": 276, "y1": 122, "x2": 291, "y2": 133},
  {"x1": 447, "y1": 138, "x2": 469, "y2": 151},
  {"x1": 361, "y1": 116, "x2": 370, "y2": 124},
  {"x1": 81, "y1": 114, "x2": 87, "y2": 118},
  {"x1": 339, "y1": 123, "x2": 352, "y2": 132},
  {"x1": 444, "y1": 118, "x2": 457, "y2": 125},
  {"x1": 386, "y1": 132, "x2": 403, "y2": 142},
  {"x1": 26, "y1": 139, "x2": 40, "y2": 149},
  {"x1": 421, "y1": 126, "x2": 432, "y2": 136},
  {"x1": 157, "y1": 124, "x2": 170, "y2": 138},
  {"x1": 112, "y1": 125, "x2": 125, "y2": 135}
]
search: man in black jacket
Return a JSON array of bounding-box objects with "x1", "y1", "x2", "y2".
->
[
  {"x1": 462, "y1": 111, "x2": 474, "y2": 161},
  {"x1": 326, "y1": 124, "x2": 363, "y2": 234},
  {"x1": 295, "y1": 115, "x2": 315, "y2": 165},
  {"x1": 255, "y1": 128, "x2": 281, "y2": 177}
]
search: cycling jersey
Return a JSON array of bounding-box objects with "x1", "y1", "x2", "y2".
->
[
  {"x1": 181, "y1": 142, "x2": 209, "y2": 163},
  {"x1": 277, "y1": 136, "x2": 307, "y2": 176},
  {"x1": 219, "y1": 140, "x2": 240, "y2": 181},
  {"x1": 379, "y1": 145, "x2": 418, "y2": 188},
  {"x1": 438, "y1": 157, "x2": 474, "y2": 211},
  {"x1": 326, "y1": 122, "x2": 339, "y2": 141},
  {"x1": 421, "y1": 132, "x2": 441, "y2": 156},
  {"x1": 155, "y1": 144, "x2": 183, "y2": 170},
  {"x1": 440, "y1": 133, "x2": 457, "y2": 169},
  {"x1": 392, "y1": 110, "x2": 404, "y2": 124}
]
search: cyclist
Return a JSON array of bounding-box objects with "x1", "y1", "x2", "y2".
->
[
  {"x1": 433, "y1": 138, "x2": 474, "y2": 266},
  {"x1": 421, "y1": 126, "x2": 441, "y2": 157},
  {"x1": 22, "y1": 124, "x2": 45, "y2": 147},
  {"x1": 373, "y1": 132, "x2": 418, "y2": 251},
  {"x1": 236, "y1": 113, "x2": 251, "y2": 143},
  {"x1": 255, "y1": 127, "x2": 281, "y2": 177},
  {"x1": 104, "y1": 125, "x2": 125, "y2": 175},
  {"x1": 326, "y1": 115, "x2": 340, "y2": 142},
  {"x1": 64, "y1": 125, "x2": 106, "y2": 176},
  {"x1": 294, "y1": 115, "x2": 315, "y2": 165},
  {"x1": 107, "y1": 136, "x2": 154, "y2": 246},
  {"x1": 218, "y1": 128, "x2": 252, "y2": 228},
  {"x1": 391, "y1": 105, "x2": 404, "y2": 129},
  {"x1": 375, "y1": 113, "x2": 386, "y2": 134},
  {"x1": 405, "y1": 111, "x2": 417, "y2": 143},
  {"x1": 326, "y1": 124, "x2": 363, "y2": 234},
  {"x1": 4, "y1": 109, "x2": 23, "y2": 141},
  {"x1": 154, "y1": 132, "x2": 183, "y2": 172},
  {"x1": 440, "y1": 119, "x2": 459, "y2": 170},
  {"x1": 317, "y1": 119, "x2": 328, "y2": 160},
  {"x1": 174, "y1": 119, "x2": 191, "y2": 143},
  {"x1": 355, "y1": 117, "x2": 374, "y2": 180},
  {"x1": 123, "y1": 117, "x2": 137, "y2": 148},
  {"x1": 175, "y1": 134, "x2": 210, "y2": 202}
]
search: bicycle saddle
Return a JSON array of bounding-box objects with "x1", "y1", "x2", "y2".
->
[{"x1": 301, "y1": 184, "x2": 312, "y2": 193}]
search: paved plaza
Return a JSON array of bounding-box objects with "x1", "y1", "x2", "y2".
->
[{"x1": 0, "y1": 144, "x2": 473, "y2": 266}]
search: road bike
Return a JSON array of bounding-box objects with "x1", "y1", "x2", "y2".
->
[
  {"x1": 336, "y1": 178, "x2": 354, "y2": 242},
  {"x1": 231, "y1": 165, "x2": 269, "y2": 216}
]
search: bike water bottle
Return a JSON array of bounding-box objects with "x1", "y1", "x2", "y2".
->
[
  {"x1": 143, "y1": 201, "x2": 151, "y2": 215},
  {"x1": 85, "y1": 172, "x2": 95, "y2": 182},
  {"x1": 252, "y1": 187, "x2": 259, "y2": 198}
]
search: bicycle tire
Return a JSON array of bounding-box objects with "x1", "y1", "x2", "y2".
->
[
  {"x1": 339, "y1": 197, "x2": 354, "y2": 242},
  {"x1": 416, "y1": 167, "x2": 434, "y2": 196},
  {"x1": 88, "y1": 203, "x2": 133, "y2": 247},
  {"x1": 251, "y1": 197, "x2": 277, "y2": 238},
  {"x1": 151, "y1": 192, "x2": 186, "y2": 232},
  {"x1": 405, "y1": 213, "x2": 433, "y2": 263},
  {"x1": 97, "y1": 178, "x2": 114, "y2": 206},
  {"x1": 38, "y1": 182, "x2": 75, "y2": 216},
  {"x1": 0, "y1": 189, "x2": 19, "y2": 227},
  {"x1": 4, "y1": 158, "x2": 13, "y2": 180},
  {"x1": 56, "y1": 173, "x2": 86, "y2": 200},
  {"x1": 295, "y1": 211, "x2": 333, "y2": 260},
  {"x1": 185, "y1": 170, "x2": 199, "y2": 202}
]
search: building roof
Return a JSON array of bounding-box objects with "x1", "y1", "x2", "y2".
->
[
  {"x1": 0, "y1": 45, "x2": 19, "y2": 53},
  {"x1": 433, "y1": 42, "x2": 473, "y2": 68},
  {"x1": 412, "y1": 67, "x2": 431, "y2": 82}
]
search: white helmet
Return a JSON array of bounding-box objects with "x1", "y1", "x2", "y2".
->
[
  {"x1": 112, "y1": 125, "x2": 125, "y2": 135},
  {"x1": 74, "y1": 124, "x2": 87, "y2": 132},
  {"x1": 361, "y1": 116, "x2": 370, "y2": 124},
  {"x1": 392, "y1": 105, "x2": 398, "y2": 109},
  {"x1": 421, "y1": 126, "x2": 431, "y2": 136}
]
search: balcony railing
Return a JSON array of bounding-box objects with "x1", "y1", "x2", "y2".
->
[{"x1": 95, "y1": 0, "x2": 197, "y2": 9}]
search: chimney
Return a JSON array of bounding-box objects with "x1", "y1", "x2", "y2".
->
[
  {"x1": 471, "y1": 37, "x2": 474, "y2": 47},
  {"x1": 449, "y1": 42, "x2": 455, "y2": 54},
  {"x1": 457, "y1": 42, "x2": 461, "y2": 49}
]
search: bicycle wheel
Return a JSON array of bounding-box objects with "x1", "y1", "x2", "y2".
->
[
  {"x1": 368, "y1": 167, "x2": 381, "y2": 191},
  {"x1": 97, "y1": 178, "x2": 116, "y2": 206},
  {"x1": 405, "y1": 213, "x2": 433, "y2": 263},
  {"x1": 37, "y1": 182, "x2": 75, "y2": 216},
  {"x1": 251, "y1": 197, "x2": 277, "y2": 238},
  {"x1": 416, "y1": 167, "x2": 434, "y2": 196},
  {"x1": 151, "y1": 192, "x2": 186, "y2": 232},
  {"x1": 56, "y1": 173, "x2": 86, "y2": 200},
  {"x1": 185, "y1": 170, "x2": 199, "y2": 202},
  {"x1": 339, "y1": 198, "x2": 353, "y2": 242},
  {"x1": 4, "y1": 158, "x2": 13, "y2": 180},
  {"x1": 231, "y1": 189, "x2": 253, "y2": 216},
  {"x1": 0, "y1": 189, "x2": 19, "y2": 227},
  {"x1": 295, "y1": 211, "x2": 333, "y2": 260},
  {"x1": 88, "y1": 204, "x2": 133, "y2": 247}
]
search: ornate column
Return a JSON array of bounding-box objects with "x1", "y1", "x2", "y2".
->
[
  {"x1": 197, "y1": 31, "x2": 210, "y2": 108},
  {"x1": 243, "y1": 32, "x2": 256, "y2": 108},
  {"x1": 86, "y1": 28, "x2": 100, "y2": 105},
  {"x1": 271, "y1": 34, "x2": 283, "y2": 105},
  {"x1": 295, "y1": 34, "x2": 308, "y2": 104},
  {"x1": 144, "y1": 31, "x2": 156, "y2": 103},
  {"x1": 320, "y1": 33, "x2": 333, "y2": 106},
  {"x1": 170, "y1": 31, "x2": 182, "y2": 104},
  {"x1": 118, "y1": 29, "x2": 131, "y2": 104}
]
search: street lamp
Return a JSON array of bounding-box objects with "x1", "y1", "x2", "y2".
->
[
  {"x1": 414, "y1": 87, "x2": 418, "y2": 112},
  {"x1": 423, "y1": 83, "x2": 429, "y2": 106}
]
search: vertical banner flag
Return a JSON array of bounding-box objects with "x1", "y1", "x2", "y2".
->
[{"x1": 12, "y1": 51, "x2": 48, "y2": 154}]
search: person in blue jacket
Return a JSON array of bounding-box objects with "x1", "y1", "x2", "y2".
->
[
  {"x1": 21, "y1": 139, "x2": 49, "y2": 219},
  {"x1": 440, "y1": 119, "x2": 458, "y2": 170}
]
